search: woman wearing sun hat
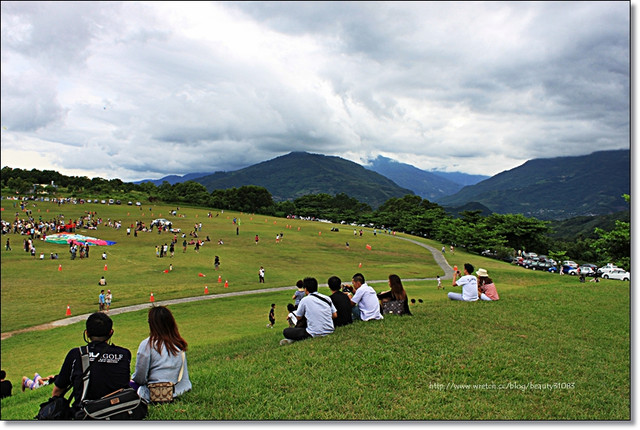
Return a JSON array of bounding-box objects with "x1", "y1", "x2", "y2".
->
[{"x1": 476, "y1": 268, "x2": 500, "y2": 301}]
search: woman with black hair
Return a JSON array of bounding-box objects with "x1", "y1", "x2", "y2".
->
[{"x1": 131, "y1": 306, "x2": 191, "y2": 403}]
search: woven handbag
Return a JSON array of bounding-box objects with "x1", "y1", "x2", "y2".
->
[
  {"x1": 148, "y1": 351, "x2": 185, "y2": 404},
  {"x1": 382, "y1": 300, "x2": 405, "y2": 315}
]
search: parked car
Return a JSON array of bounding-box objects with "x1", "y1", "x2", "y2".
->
[
  {"x1": 568, "y1": 266, "x2": 596, "y2": 277},
  {"x1": 601, "y1": 269, "x2": 630, "y2": 281},
  {"x1": 533, "y1": 261, "x2": 558, "y2": 272},
  {"x1": 597, "y1": 263, "x2": 620, "y2": 275},
  {"x1": 580, "y1": 264, "x2": 598, "y2": 277},
  {"x1": 562, "y1": 260, "x2": 579, "y2": 268}
]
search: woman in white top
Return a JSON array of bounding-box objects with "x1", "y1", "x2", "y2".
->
[{"x1": 132, "y1": 306, "x2": 191, "y2": 402}]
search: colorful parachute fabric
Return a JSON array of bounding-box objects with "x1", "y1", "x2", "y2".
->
[{"x1": 44, "y1": 233, "x2": 116, "y2": 246}]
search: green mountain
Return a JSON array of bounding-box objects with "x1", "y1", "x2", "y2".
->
[
  {"x1": 194, "y1": 152, "x2": 414, "y2": 209},
  {"x1": 438, "y1": 149, "x2": 629, "y2": 220}
]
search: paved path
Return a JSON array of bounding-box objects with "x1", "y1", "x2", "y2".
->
[{"x1": 1, "y1": 238, "x2": 452, "y2": 340}]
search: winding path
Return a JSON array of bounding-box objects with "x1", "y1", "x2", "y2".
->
[{"x1": 1, "y1": 238, "x2": 452, "y2": 340}]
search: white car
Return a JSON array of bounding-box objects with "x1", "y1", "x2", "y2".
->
[
  {"x1": 601, "y1": 269, "x2": 630, "y2": 281},
  {"x1": 597, "y1": 263, "x2": 620, "y2": 275}
]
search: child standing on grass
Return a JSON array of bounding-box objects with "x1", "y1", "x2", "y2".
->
[
  {"x1": 267, "y1": 304, "x2": 276, "y2": 328},
  {"x1": 437, "y1": 275, "x2": 442, "y2": 289}
]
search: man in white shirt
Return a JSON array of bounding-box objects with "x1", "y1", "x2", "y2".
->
[
  {"x1": 281, "y1": 277, "x2": 337, "y2": 345},
  {"x1": 348, "y1": 273, "x2": 383, "y2": 321},
  {"x1": 448, "y1": 263, "x2": 479, "y2": 301}
]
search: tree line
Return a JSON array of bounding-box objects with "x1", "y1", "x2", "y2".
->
[{"x1": 1, "y1": 167, "x2": 629, "y2": 269}]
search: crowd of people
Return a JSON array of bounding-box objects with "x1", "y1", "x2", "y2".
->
[{"x1": 278, "y1": 272, "x2": 412, "y2": 346}]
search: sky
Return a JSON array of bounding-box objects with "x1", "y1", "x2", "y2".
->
[{"x1": 0, "y1": 1, "x2": 630, "y2": 182}]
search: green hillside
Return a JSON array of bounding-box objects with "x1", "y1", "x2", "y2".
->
[
  {"x1": 195, "y1": 152, "x2": 414, "y2": 209},
  {"x1": 438, "y1": 149, "x2": 629, "y2": 220}
]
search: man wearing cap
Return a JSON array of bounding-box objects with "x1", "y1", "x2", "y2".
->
[
  {"x1": 51, "y1": 312, "x2": 134, "y2": 418},
  {"x1": 448, "y1": 263, "x2": 479, "y2": 301}
]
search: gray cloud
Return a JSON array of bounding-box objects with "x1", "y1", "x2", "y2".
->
[{"x1": 0, "y1": 1, "x2": 629, "y2": 181}]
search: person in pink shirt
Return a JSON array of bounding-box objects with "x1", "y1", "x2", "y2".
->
[{"x1": 477, "y1": 268, "x2": 500, "y2": 301}]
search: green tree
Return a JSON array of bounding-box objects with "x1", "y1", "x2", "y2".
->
[{"x1": 591, "y1": 220, "x2": 630, "y2": 270}]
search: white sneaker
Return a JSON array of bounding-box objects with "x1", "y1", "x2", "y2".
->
[{"x1": 279, "y1": 338, "x2": 294, "y2": 346}]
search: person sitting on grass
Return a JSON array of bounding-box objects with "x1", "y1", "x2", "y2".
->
[
  {"x1": 377, "y1": 274, "x2": 412, "y2": 315},
  {"x1": 347, "y1": 273, "x2": 383, "y2": 321},
  {"x1": 1, "y1": 370, "x2": 12, "y2": 399},
  {"x1": 51, "y1": 312, "x2": 141, "y2": 419},
  {"x1": 131, "y1": 306, "x2": 191, "y2": 403},
  {"x1": 327, "y1": 276, "x2": 353, "y2": 327},
  {"x1": 280, "y1": 277, "x2": 337, "y2": 345},
  {"x1": 286, "y1": 304, "x2": 298, "y2": 327},
  {"x1": 476, "y1": 268, "x2": 500, "y2": 301},
  {"x1": 448, "y1": 263, "x2": 479, "y2": 301}
]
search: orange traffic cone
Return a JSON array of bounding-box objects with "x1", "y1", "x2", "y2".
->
[
  {"x1": 104, "y1": 264, "x2": 108, "y2": 271},
  {"x1": 359, "y1": 262, "x2": 362, "y2": 268},
  {"x1": 163, "y1": 269, "x2": 169, "y2": 273},
  {"x1": 198, "y1": 273, "x2": 206, "y2": 277},
  {"x1": 366, "y1": 244, "x2": 372, "y2": 250},
  {"x1": 204, "y1": 285, "x2": 209, "y2": 294},
  {"x1": 58, "y1": 264, "x2": 62, "y2": 271},
  {"x1": 218, "y1": 275, "x2": 222, "y2": 283},
  {"x1": 224, "y1": 280, "x2": 229, "y2": 288},
  {"x1": 150, "y1": 292, "x2": 155, "y2": 303},
  {"x1": 66, "y1": 304, "x2": 71, "y2": 316}
]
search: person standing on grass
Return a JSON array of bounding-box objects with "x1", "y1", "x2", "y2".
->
[
  {"x1": 437, "y1": 275, "x2": 442, "y2": 289},
  {"x1": 347, "y1": 273, "x2": 383, "y2": 321},
  {"x1": 259, "y1": 266, "x2": 265, "y2": 283},
  {"x1": 267, "y1": 304, "x2": 276, "y2": 328},
  {"x1": 448, "y1": 263, "x2": 478, "y2": 301},
  {"x1": 255, "y1": 234, "x2": 259, "y2": 245},
  {"x1": 280, "y1": 277, "x2": 337, "y2": 345},
  {"x1": 214, "y1": 255, "x2": 220, "y2": 270},
  {"x1": 105, "y1": 289, "x2": 112, "y2": 311},
  {"x1": 99, "y1": 290, "x2": 106, "y2": 311}
]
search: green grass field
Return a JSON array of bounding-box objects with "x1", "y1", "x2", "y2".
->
[{"x1": 0, "y1": 199, "x2": 630, "y2": 420}]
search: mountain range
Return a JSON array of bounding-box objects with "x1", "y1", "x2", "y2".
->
[
  {"x1": 364, "y1": 155, "x2": 488, "y2": 201},
  {"x1": 438, "y1": 149, "x2": 629, "y2": 219},
  {"x1": 193, "y1": 152, "x2": 414, "y2": 209},
  {"x1": 137, "y1": 149, "x2": 629, "y2": 219}
]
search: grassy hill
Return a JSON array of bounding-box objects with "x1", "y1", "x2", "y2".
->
[
  {"x1": 438, "y1": 149, "x2": 630, "y2": 220},
  {"x1": 0, "y1": 199, "x2": 630, "y2": 420},
  {"x1": 194, "y1": 152, "x2": 414, "y2": 209}
]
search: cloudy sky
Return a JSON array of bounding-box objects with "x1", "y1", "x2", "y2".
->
[{"x1": 0, "y1": 1, "x2": 630, "y2": 181}]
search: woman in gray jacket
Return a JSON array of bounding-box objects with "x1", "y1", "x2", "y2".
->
[{"x1": 132, "y1": 306, "x2": 191, "y2": 402}]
